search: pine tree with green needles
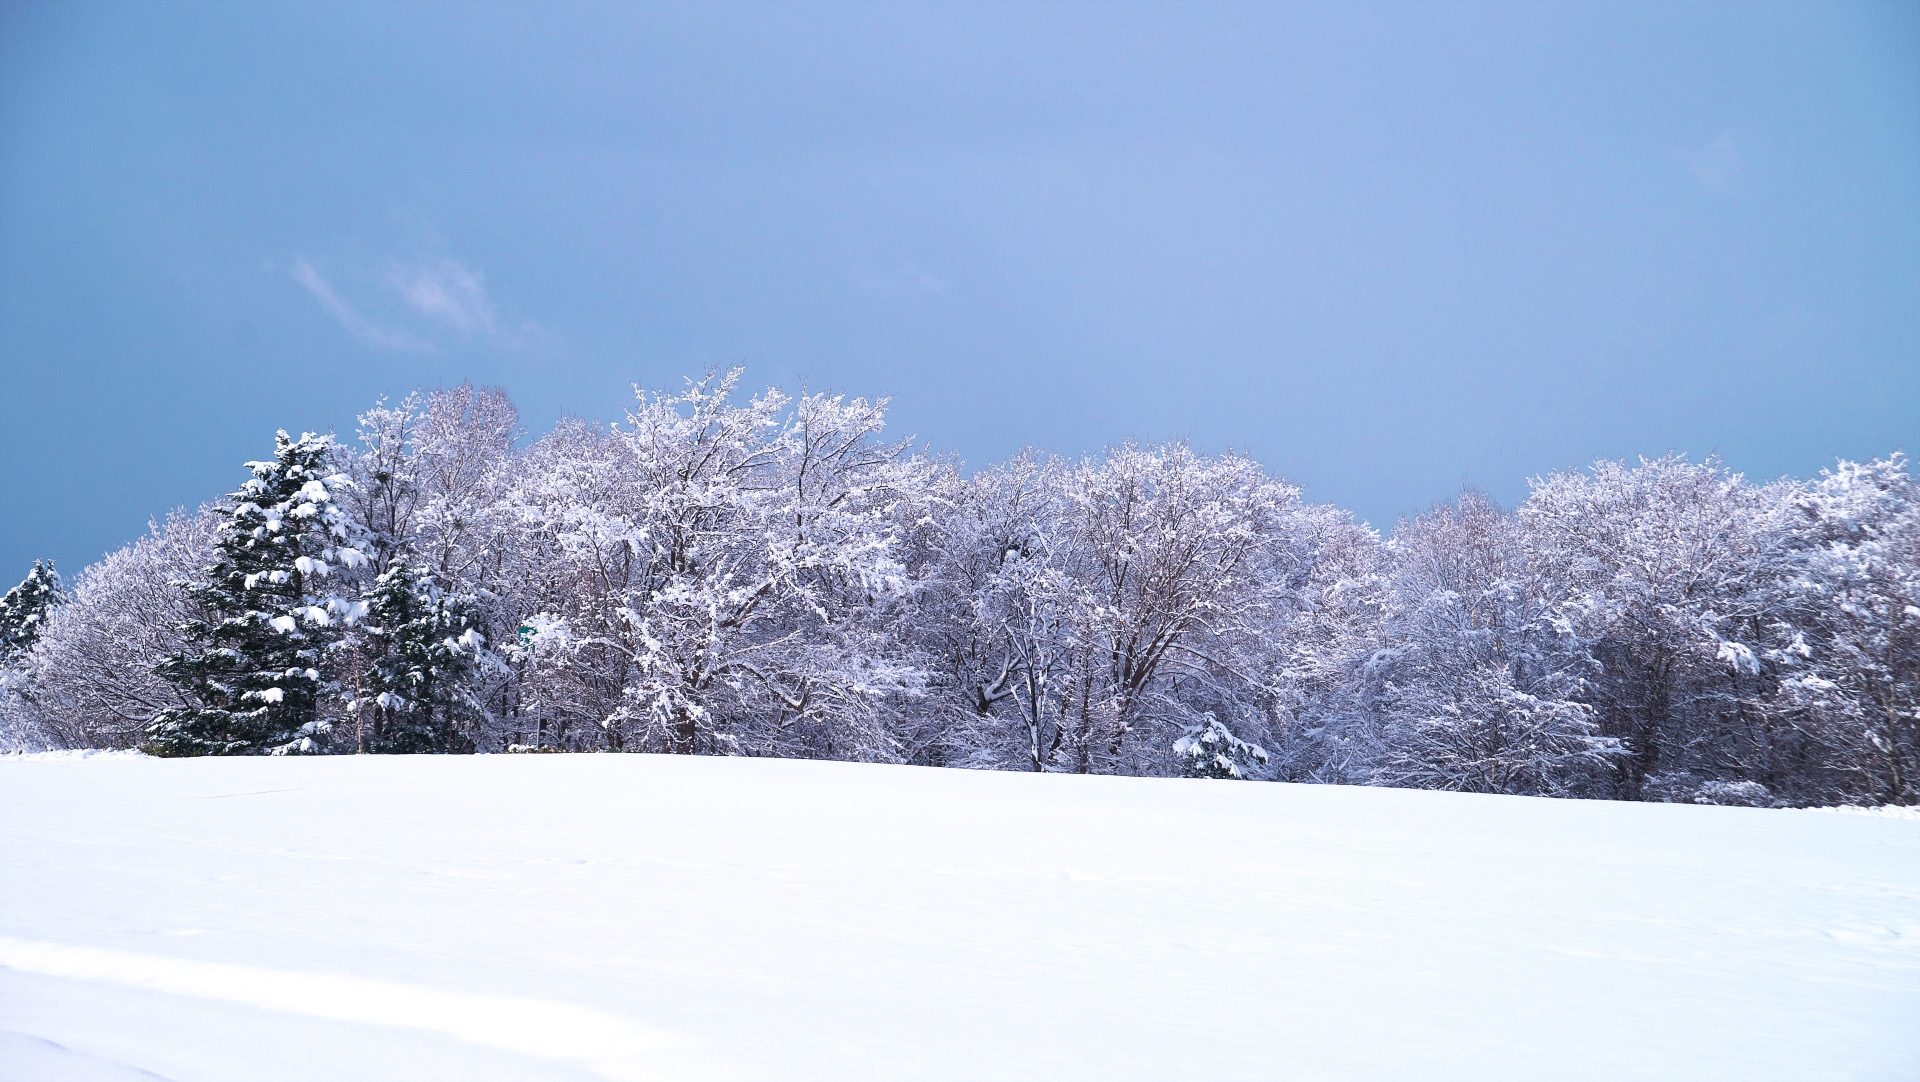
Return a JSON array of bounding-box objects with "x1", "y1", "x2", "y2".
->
[
  {"x1": 1174, "y1": 717, "x2": 1270, "y2": 779},
  {"x1": 0, "y1": 560, "x2": 64, "y2": 666},
  {"x1": 356, "y1": 560, "x2": 484, "y2": 753},
  {"x1": 149, "y1": 432, "x2": 367, "y2": 756}
]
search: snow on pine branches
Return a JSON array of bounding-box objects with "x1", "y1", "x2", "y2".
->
[
  {"x1": 0, "y1": 559, "x2": 64, "y2": 665},
  {"x1": 1175, "y1": 717, "x2": 1271, "y2": 779},
  {"x1": 351, "y1": 560, "x2": 485, "y2": 753},
  {"x1": 0, "y1": 559, "x2": 66, "y2": 750},
  {"x1": 148, "y1": 432, "x2": 368, "y2": 756}
]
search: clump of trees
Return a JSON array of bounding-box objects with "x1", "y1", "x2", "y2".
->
[{"x1": 3, "y1": 371, "x2": 1913, "y2": 807}]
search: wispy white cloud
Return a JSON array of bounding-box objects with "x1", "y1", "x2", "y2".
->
[
  {"x1": 290, "y1": 260, "x2": 431, "y2": 352},
  {"x1": 290, "y1": 254, "x2": 553, "y2": 352},
  {"x1": 389, "y1": 258, "x2": 499, "y2": 337},
  {"x1": 1689, "y1": 131, "x2": 1742, "y2": 194}
]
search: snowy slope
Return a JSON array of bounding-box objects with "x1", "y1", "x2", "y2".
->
[{"x1": 1, "y1": 755, "x2": 1915, "y2": 1081}]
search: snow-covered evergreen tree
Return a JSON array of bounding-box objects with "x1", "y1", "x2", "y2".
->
[
  {"x1": 354, "y1": 560, "x2": 485, "y2": 753},
  {"x1": 0, "y1": 560, "x2": 64, "y2": 665},
  {"x1": 0, "y1": 559, "x2": 66, "y2": 750},
  {"x1": 1174, "y1": 717, "x2": 1270, "y2": 779},
  {"x1": 148, "y1": 432, "x2": 367, "y2": 756}
]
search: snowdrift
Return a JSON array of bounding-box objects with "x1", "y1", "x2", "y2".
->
[{"x1": 2, "y1": 754, "x2": 1915, "y2": 1080}]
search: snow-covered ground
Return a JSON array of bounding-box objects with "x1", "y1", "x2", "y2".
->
[{"x1": 1, "y1": 755, "x2": 1915, "y2": 1081}]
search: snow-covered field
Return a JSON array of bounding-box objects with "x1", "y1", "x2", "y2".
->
[{"x1": 2, "y1": 755, "x2": 1915, "y2": 1081}]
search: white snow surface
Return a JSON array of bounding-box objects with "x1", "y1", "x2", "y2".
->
[{"x1": 2, "y1": 755, "x2": 1915, "y2": 1081}]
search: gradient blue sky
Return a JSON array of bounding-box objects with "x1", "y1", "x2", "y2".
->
[{"x1": 2, "y1": 1, "x2": 1916, "y2": 578}]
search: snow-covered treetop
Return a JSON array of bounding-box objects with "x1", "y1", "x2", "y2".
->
[
  {"x1": 224, "y1": 431, "x2": 368, "y2": 580},
  {"x1": 0, "y1": 559, "x2": 65, "y2": 662}
]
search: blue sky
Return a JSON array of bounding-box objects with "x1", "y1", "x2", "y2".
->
[{"x1": 2, "y1": 1, "x2": 1916, "y2": 579}]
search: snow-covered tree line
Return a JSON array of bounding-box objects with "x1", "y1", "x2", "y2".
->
[{"x1": 3, "y1": 372, "x2": 1914, "y2": 806}]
